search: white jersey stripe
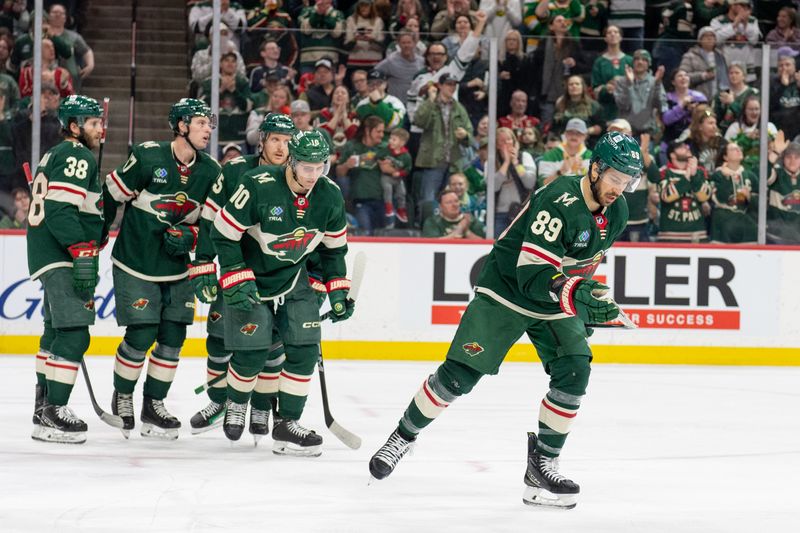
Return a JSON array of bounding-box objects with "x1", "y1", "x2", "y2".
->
[
  {"x1": 106, "y1": 170, "x2": 135, "y2": 201},
  {"x1": 213, "y1": 208, "x2": 247, "y2": 242}
]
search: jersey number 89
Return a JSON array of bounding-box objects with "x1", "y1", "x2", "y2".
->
[{"x1": 531, "y1": 210, "x2": 563, "y2": 242}]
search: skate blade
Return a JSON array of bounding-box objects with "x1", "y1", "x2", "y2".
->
[
  {"x1": 190, "y1": 419, "x2": 223, "y2": 435},
  {"x1": 31, "y1": 424, "x2": 42, "y2": 440},
  {"x1": 140, "y1": 423, "x2": 179, "y2": 441},
  {"x1": 33, "y1": 427, "x2": 87, "y2": 444},
  {"x1": 272, "y1": 441, "x2": 322, "y2": 457},
  {"x1": 252, "y1": 433, "x2": 266, "y2": 447},
  {"x1": 522, "y1": 486, "x2": 577, "y2": 510},
  {"x1": 119, "y1": 428, "x2": 131, "y2": 439}
]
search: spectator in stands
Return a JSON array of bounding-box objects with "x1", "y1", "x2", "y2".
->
[
  {"x1": 497, "y1": 29, "x2": 526, "y2": 117},
  {"x1": 387, "y1": 14, "x2": 427, "y2": 57},
  {"x1": 662, "y1": 68, "x2": 707, "y2": 144},
  {"x1": 527, "y1": 14, "x2": 587, "y2": 126},
  {"x1": 191, "y1": 23, "x2": 246, "y2": 85},
  {"x1": 11, "y1": 20, "x2": 71, "y2": 76},
  {"x1": 498, "y1": 89, "x2": 539, "y2": 138},
  {"x1": 46, "y1": 3, "x2": 93, "y2": 91},
  {"x1": 422, "y1": 188, "x2": 485, "y2": 238},
  {"x1": 0, "y1": 0, "x2": 28, "y2": 37},
  {"x1": 0, "y1": 35, "x2": 13, "y2": 75},
  {"x1": 679, "y1": 26, "x2": 729, "y2": 101},
  {"x1": 552, "y1": 75, "x2": 603, "y2": 142},
  {"x1": 765, "y1": 6, "x2": 800, "y2": 52},
  {"x1": 443, "y1": 13, "x2": 488, "y2": 60},
  {"x1": 683, "y1": 104, "x2": 722, "y2": 173},
  {"x1": 712, "y1": 62, "x2": 757, "y2": 132},
  {"x1": 608, "y1": 0, "x2": 645, "y2": 53},
  {"x1": 521, "y1": 0, "x2": 547, "y2": 51},
  {"x1": 534, "y1": 0, "x2": 586, "y2": 37},
  {"x1": 770, "y1": 46, "x2": 800, "y2": 142},
  {"x1": 12, "y1": 83, "x2": 60, "y2": 188},
  {"x1": 195, "y1": 0, "x2": 247, "y2": 49},
  {"x1": 457, "y1": 42, "x2": 489, "y2": 127},
  {"x1": 204, "y1": 52, "x2": 252, "y2": 149},
  {"x1": 473, "y1": 113, "x2": 490, "y2": 151},
  {"x1": 413, "y1": 72, "x2": 474, "y2": 222},
  {"x1": 0, "y1": 53, "x2": 18, "y2": 113},
  {"x1": 249, "y1": 40, "x2": 295, "y2": 93},
  {"x1": 297, "y1": 0, "x2": 345, "y2": 73},
  {"x1": 519, "y1": 124, "x2": 545, "y2": 158},
  {"x1": 483, "y1": 1, "x2": 523, "y2": 44},
  {"x1": 693, "y1": 0, "x2": 726, "y2": 29},
  {"x1": 344, "y1": 0, "x2": 386, "y2": 73},
  {"x1": 19, "y1": 38, "x2": 73, "y2": 98},
  {"x1": 377, "y1": 126, "x2": 413, "y2": 223},
  {"x1": 0, "y1": 96, "x2": 13, "y2": 193},
  {"x1": 337, "y1": 115, "x2": 387, "y2": 235},
  {"x1": 431, "y1": 0, "x2": 474, "y2": 36},
  {"x1": 724, "y1": 94, "x2": 778, "y2": 175},
  {"x1": 710, "y1": 0, "x2": 760, "y2": 82},
  {"x1": 290, "y1": 99, "x2": 314, "y2": 131},
  {"x1": 356, "y1": 69, "x2": 405, "y2": 129},
  {"x1": 219, "y1": 142, "x2": 244, "y2": 165},
  {"x1": 709, "y1": 141, "x2": 757, "y2": 243},
  {"x1": 373, "y1": 29, "x2": 425, "y2": 106},
  {"x1": 246, "y1": 13, "x2": 298, "y2": 70},
  {"x1": 657, "y1": 139, "x2": 712, "y2": 242},
  {"x1": 317, "y1": 84, "x2": 359, "y2": 152},
  {"x1": 494, "y1": 126, "x2": 536, "y2": 236},
  {"x1": 592, "y1": 24, "x2": 633, "y2": 124},
  {"x1": 613, "y1": 49, "x2": 667, "y2": 136},
  {"x1": 537, "y1": 117, "x2": 591, "y2": 186},
  {"x1": 301, "y1": 58, "x2": 336, "y2": 112},
  {"x1": 350, "y1": 69, "x2": 370, "y2": 102},
  {"x1": 447, "y1": 171, "x2": 482, "y2": 219},
  {"x1": 0, "y1": 187, "x2": 29, "y2": 230},
  {"x1": 388, "y1": 0, "x2": 429, "y2": 38},
  {"x1": 245, "y1": 84, "x2": 293, "y2": 147},
  {"x1": 651, "y1": 0, "x2": 694, "y2": 77},
  {"x1": 463, "y1": 136, "x2": 488, "y2": 195},
  {"x1": 580, "y1": 0, "x2": 609, "y2": 58},
  {"x1": 766, "y1": 140, "x2": 800, "y2": 243}
]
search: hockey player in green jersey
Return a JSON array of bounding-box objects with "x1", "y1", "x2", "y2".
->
[
  {"x1": 766, "y1": 142, "x2": 800, "y2": 243},
  {"x1": 211, "y1": 129, "x2": 352, "y2": 455},
  {"x1": 103, "y1": 98, "x2": 222, "y2": 440},
  {"x1": 369, "y1": 132, "x2": 644, "y2": 510},
  {"x1": 189, "y1": 113, "x2": 297, "y2": 438},
  {"x1": 27, "y1": 95, "x2": 104, "y2": 444}
]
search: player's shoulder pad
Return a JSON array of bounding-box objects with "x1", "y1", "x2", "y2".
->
[
  {"x1": 316, "y1": 175, "x2": 341, "y2": 192},
  {"x1": 242, "y1": 164, "x2": 279, "y2": 187},
  {"x1": 136, "y1": 140, "x2": 162, "y2": 150},
  {"x1": 224, "y1": 156, "x2": 247, "y2": 167},
  {"x1": 197, "y1": 150, "x2": 222, "y2": 170},
  {"x1": 542, "y1": 176, "x2": 583, "y2": 211}
]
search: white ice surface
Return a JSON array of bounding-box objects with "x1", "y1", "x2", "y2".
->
[{"x1": 1, "y1": 356, "x2": 799, "y2": 533}]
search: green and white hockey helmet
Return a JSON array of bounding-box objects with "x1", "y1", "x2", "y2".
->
[
  {"x1": 259, "y1": 113, "x2": 297, "y2": 139},
  {"x1": 590, "y1": 132, "x2": 644, "y2": 192},
  {"x1": 288, "y1": 129, "x2": 331, "y2": 164},
  {"x1": 58, "y1": 94, "x2": 102, "y2": 130},
  {"x1": 168, "y1": 98, "x2": 216, "y2": 133}
]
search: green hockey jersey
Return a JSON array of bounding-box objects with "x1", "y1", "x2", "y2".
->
[
  {"x1": 767, "y1": 164, "x2": 800, "y2": 214},
  {"x1": 104, "y1": 141, "x2": 221, "y2": 281},
  {"x1": 27, "y1": 140, "x2": 102, "y2": 280},
  {"x1": 710, "y1": 165, "x2": 758, "y2": 213},
  {"x1": 475, "y1": 175, "x2": 628, "y2": 319},
  {"x1": 211, "y1": 164, "x2": 348, "y2": 299},
  {"x1": 657, "y1": 164, "x2": 711, "y2": 241}
]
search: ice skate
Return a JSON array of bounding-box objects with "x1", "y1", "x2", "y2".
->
[
  {"x1": 34, "y1": 404, "x2": 87, "y2": 444},
  {"x1": 190, "y1": 400, "x2": 225, "y2": 435},
  {"x1": 522, "y1": 432, "x2": 579, "y2": 509},
  {"x1": 31, "y1": 384, "x2": 46, "y2": 440},
  {"x1": 272, "y1": 419, "x2": 322, "y2": 457},
  {"x1": 223, "y1": 400, "x2": 247, "y2": 441},
  {"x1": 369, "y1": 429, "x2": 415, "y2": 481},
  {"x1": 248, "y1": 407, "x2": 270, "y2": 446},
  {"x1": 140, "y1": 396, "x2": 180, "y2": 440},
  {"x1": 111, "y1": 390, "x2": 135, "y2": 439}
]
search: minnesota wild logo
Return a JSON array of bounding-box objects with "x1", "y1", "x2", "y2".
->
[
  {"x1": 151, "y1": 192, "x2": 199, "y2": 224},
  {"x1": 209, "y1": 311, "x2": 222, "y2": 323},
  {"x1": 268, "y1": 227, "x2": 318, "y2": 263},
  {"x1": 240, "y1": 323, "x2": 259, "y2": 336},
  {"x1": 462, "y1": 342, "x2": 484, "y2": 357},
  {"x1": 131, "y1": 298, "x2": 149, "y2": 310}
]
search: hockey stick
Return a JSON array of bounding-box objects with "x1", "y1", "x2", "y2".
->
[
  {"x1": 586, "y1": 307, "x2": 638, "y2": 329},
  {"x1": 317, "y1": 251, "x2": 366, "y2": 450},
  {"x1": 23, "y1": 161, "x2": 124, "y2": 430}
]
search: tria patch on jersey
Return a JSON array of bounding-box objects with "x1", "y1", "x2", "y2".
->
[
  {"x1": 131, "y1": 298, "x2": 149, "y2": 310},
  {"x1": 462, "y1": 342, "x2": 484, "y2": 357},
  {"x1": 269, "y1": 227, "x2": 318, "y2": 263},
  {"x1": 269, "y1": 205, "x2": 284, "y2": 221},
  {"x1": 573, "y1": 230, "x2": 591, "y2": 248},
  {"x1": 240, "y1": 323, "x2": 259, "y2": 336},
  {"x1": 151, "y1": 192, "x2": 199, "y2": 224},
  {"x1": 209, "y1": 311, "x2": 222, "y2": 323},
  {"x1": 152, "y1": 168, "x2": 168, "y2": 184}
]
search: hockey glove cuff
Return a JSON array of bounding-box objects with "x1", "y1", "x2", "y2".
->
[
  {"x1": 327, "y1": 278, "x2": 354, "y2": 322},
  {"x1": 163, "y1": 224, "x2": 199, "y2": 256},
  {"x1": 68, "y1": 241, "x2": 100, "y2": 301},
  {"x1": 309, "y1": 275, "x2": 327, "y2": 307},
  {"x1": 219, "y1": 264, "x2": 260, "y2": 311},
  {"x1": 550, "y1": 274, "x2": 619, "y2": 324},
  {"x1": 188, "y1": 260, "x2": 219, "y2": 304}
]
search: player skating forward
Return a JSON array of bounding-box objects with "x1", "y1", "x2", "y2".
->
[
  {"x1": 103, "y1": 98, "x2": 221, "y2": 439},
  {"x1": 28, "y1": 95, "x2": 104, "y2": 444},
  {"x1": 369, "y1": 132, "x2": 644, "y2": 509},
  {"x1": 189, "y1": 113, "x2": 297, "y2": 439},
  {"x1": 210, "y1": 130, "x2": 353, "y2": 455}
]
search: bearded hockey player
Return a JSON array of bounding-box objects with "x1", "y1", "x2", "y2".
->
[
  {"x1": 189, "y1": 113, "x2": 297, "y2": 440},
  {"x1": 28, "y1": 95, "x2": 104, "y2": 444},
  {"x1": 103, "y1": 98, "x2": 221, "y2": 439},
  {"x1": 211, "y1": 130, "x2": 353, "y2": 455},
  {"x1": 369, "y1": 132, "x2": 644, "y2": 509}
]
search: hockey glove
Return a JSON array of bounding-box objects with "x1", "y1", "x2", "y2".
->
[
  {"x1": 550, "y1": 274, "x2": 619, "y2": 324},
  {"x1": 219, "y1": 264, "x2": 260, "y2": 311},
  {"x1": 163, "y1": 224, "x2": 199, "y2": 257},
  {"x1": 188, "y1": 260, "x2": 219, "y2": 304},
  {"x1": 327, "y1": 278, "x2": 355, "y2": 323},
  {"x1": 67, "y1": 241, "x2": 100, "y2": 301},
  {"x1": 308, "y1": 275, "x2": 327, "y2": 307}
]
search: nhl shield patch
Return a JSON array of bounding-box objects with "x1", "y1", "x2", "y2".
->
[
  {"x1": 462, "y1": 342, "x2": 484, "y2": 357},
  {"x1": 131, "y1": 298, "x2": 149, "y2": 310},
  {"x1": 240, "y1": 323, "x2": 259, "y2": 336}
]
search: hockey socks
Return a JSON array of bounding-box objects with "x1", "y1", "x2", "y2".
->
[
  {"x1": 35, "y1": 319, "x2": 56, "y2": 388},
  {"x1": 143, "y1": 343, "x2": 180, "y2": 400},
  {"x1": 45, "y1": 327, "x2": 90, "y2": 406},
  {"x1": 536, "y1": 388, "x2": 583, "y2": 457},
  {"x1": 113, "y1": 341, "x2": 147, "y2": 394},
  {"x1": 275, "y1": 345, "x2": 316, "y2": 420},
  {"x1": 205, "y1": 335, "x2": 231, "y2": 404},
  {"x1": 226, "y1": 349, "x2": 268, "y2": 404},
  {"x1": 251, "y1": 341, "x2": 285, "y2": 411}
]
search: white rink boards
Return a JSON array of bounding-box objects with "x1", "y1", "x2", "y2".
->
[{"x1": 1, "y1": 356, "x2": 798, "y2": 532}]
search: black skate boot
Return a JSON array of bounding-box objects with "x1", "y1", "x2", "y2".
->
[
  {"x1": 35, "y1": 404, "x2": 87, "y2": 444},
  {"x1": 248, "y1": 407, "x2": 270, "y2": 446},
  {"x1": 523, "y1": 432, "x2": 580, "y2": 509},
  {"x1": 272, "y1": 419, "x2": 323, "y2": 457},
  {"x1": 31, "y1": 384, "x2": 47, "y2": 440},
  {"x1": 140, "y1": 396, "x2": 181, "y2": 440},
  {"x1": 223, "y1": 400, "x2": 247, "y2": 441},
  {"x1": 190, "y1": 401, "x2": 225, "y2": 435},
  {"x1": 369, "y1": 429, "x2": 416, "y2": 480},
  {"x1": 111, "y1": 390, "x2": 135, "y2": 439}
]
